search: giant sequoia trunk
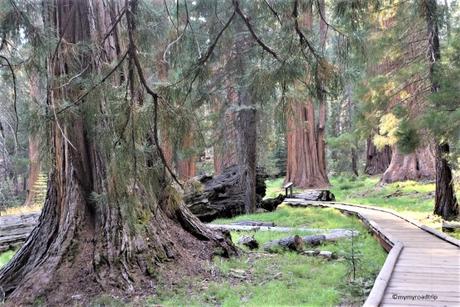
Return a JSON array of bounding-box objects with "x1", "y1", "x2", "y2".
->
[
  {"x1": 286, "y1": 100, "x2": 329, "y2": 188},
  {"x1": 285, "y1": 2, "x2": 329, "y2": 189},
  {"x1": 23, "y1": 135, "x2": 40, "y2": 206},
  {"x1": 364, "y1": 138, "x2": 392, "y2": 175},
  {"x1": 177, "y1": 132, "x2": 196, "y2": 180},
  {"x1": 23, "y1": 72, "x2": 42, "y2": 207},
  {"x1": 423, "y1": 0, "x2": 459, "y2": 220},
  {"x1": 0, "y1": 1, "x2": 235, "y2": 304},
  {"x1": 381, "y1": 145, "x2": 435, "y2": 183},
  {"x1": 213, "y1": 89, "x2": 238, "y2": 174},
  {"x1": 213, "y1": 18, "x2": 257, "y2": 213},
  {"x1": 434, "y1": 143, "x2": 458, "y2": 220}
]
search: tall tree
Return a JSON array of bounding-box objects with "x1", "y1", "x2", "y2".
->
[
  {"x1": 286, "y1": 1, "x2": 329, "y2": 188},
  {"x1": 422, "y1": 0, "x2": 458, "y2": 220},
  {"x1": 0, "y1": 1, "x2": 235, "y2": 304}
]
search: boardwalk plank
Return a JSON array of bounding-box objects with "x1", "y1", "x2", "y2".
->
[{"x1": 284, "y1": 199, "x2": 460, "y2": 307}]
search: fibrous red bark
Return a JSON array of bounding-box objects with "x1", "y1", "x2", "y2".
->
[
  {"x1": 381, "y1": 145, "x2": 435, "y2": 183},
  {"x1": 285, "y1": 2, "x2": 329, "y2": 189},
  {"x1": 23, "y1": 135, "x2": 40, "y2": 207},
  {"x1": 422, "y1": 0, "x2": 459, "y2": 220},
  {"x1": 364, "y1": 138, "x2": 392, "y2": 176},
  {"x1": 0, "y1": 1, "x2": 235, "y2": 304},
  {"x1": 286, "y1": 99, "x2": 329, "y2": 188},
  {"x1": 177, "y1": 132, "x2": 196, "y2": 180}
]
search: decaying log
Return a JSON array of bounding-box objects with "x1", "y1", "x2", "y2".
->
[
  {"x1": 232, "y1": 221, "x2": 275, "y2": 227},
  {"x1": 184, "y1": 166, "x2": 271, "y2": 222},
  {"x1": 264, "y1": 235, "x2": 304, "y2": 252},
  {"x1": 263, "y1": 230, "x2": 358, "y2": 253},
  {"x1": 0, "y1": 213, "x2": 39, "y2": 252},
  {"x1": 260, "y1": 194, "x2": 285, "y2": 211},
  {"x1": 237, "y1": 235, "x2": 259, "y2": 249},
  {"x1": 301, "y1": 250, "x2": 338, "y2": 260},
  {"x1": 208, "y1": 224, "x2": 351, "y2": 234},
  {"x1": 293, "y1": 190, "x2": 335, "y2": 201},
  {"x1": 442, "y1": 220, "x2": 460, "y2": 232}
]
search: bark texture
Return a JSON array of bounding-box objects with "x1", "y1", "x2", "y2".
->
[
  {"x1": 0, "y1": 2, "x2": 235, "y2": 304},
  {"x1": 23, "y1": 135, "x2": 40, "y2": 206},
  {"x1": 212, "y1": 17, "x2": 257, "y2": 212},
  {"x1": 285, "y1": 3, "x2": 329, "y2": 189},
  {"x1": 177, "y1": 132, "x2": 196, "y2": 180},
  {"x1": 434, "y1": 143, "x2": 459, "y2": 220},
  {"x1": 286, "y1": 99, "x2": 329, "y2": 188},
  {"x1": 184, "y1": 165, "x2": 268, "y2": 222},
  {"x1": 381, "y1": 145, "x2": 435, "y2": 183},
  {"x1": 364, "y1": 138, "x2": 392, "y2": 175},
  {"x1": 423, "y1": 0, "x2": 459, "y2": 220},
  {"x1": 0, "y1": 213, "x2": 39, "y2": 252}
]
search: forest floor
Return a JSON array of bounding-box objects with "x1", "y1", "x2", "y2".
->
[
  {"x1": 140, "y1": 205, "x2": 386, "y2": 307},
  {"x1": 1, "y1": 175, "x2": 458, "y2": 306}
]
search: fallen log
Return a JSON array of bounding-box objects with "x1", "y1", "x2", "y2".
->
[
  {"x1": 442, "y1": 220, "x2": 460, "y2": 232},
  {"x1": 294, "y1": 190, "x2": 335, "y2": 201},
  {"x1": 0, "y1": 213, "x2": 39, "y2": 252},
  {"x1": 208, "y1": 224, "x2": 352, "y2": 234},
  {"x1": 184, "y1": 166, "x2": 270, "y2": 222},
  {"x1": 264, "y1": 235, "x2": 304, "y2": 252},
  {"x1": 301, "y1": 250, "x2": 338, "y2": 260},
  {"x1": 263, "y1": 230, "x2": 358, "y2": 253},
  {"x1": 237, "y1": 235, "x2": 259, "y2": 249},
  {"x1": 232, "y1": 221, "x2": 275, "y2": 227},
  {"x1": 260, "y1": 194, "x2": 285, "y2": 211}
]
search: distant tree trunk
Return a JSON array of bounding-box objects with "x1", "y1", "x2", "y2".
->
[
  {"x1": 23, "y1": 71, "x2": 42, "y2": 207},
  {"x1": 213, "y1": 18, "x2": 257, "y2": 212},
  {"x1": 177, "y1": 132, "x2": 196, "y2": 180},
  {"x1": 235, "y1": 106, "x2": 257, "y2": 213},
  {"x1": 23, "y1": 135, "x2": 40, "y2": 207},
  {"x1": 317, "y1": 0, "x2": 328, "y2": 179},
  {"x1": 381, "y1": 145, "x2": 435, "y2": 183},
  {"x1": 351, "y1": 148, "x2": 359, "y2": 177},
  {"x1": 0, "y1": 1, "x2": 235, "y2": 304},
  {"x1": 286, "y1": 99, "x2": 329, "y2": 188},
  {"x1": 434, "y1": 143, "x2": 458, "y2": 219},
  {"x1": 422, "y1": 0, "x2": 458, "y2": 220},
  {"x1": 213, "y1": 88, "x2": 238, "y2": 174},
  {"x1": 364, "y1": 138, "x2": 392, "y2": 175},
  {"x1": 285, "y1": 3, "x2": 329, "y2": 188},
  {"x1": 156, "y1": 51, "x2": 174, "y2": 168}
]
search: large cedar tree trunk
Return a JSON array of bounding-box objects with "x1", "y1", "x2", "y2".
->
[
  {"x1": 23, "y1": 135, "x2": 40, "y2": 207},
  {"x1": 23, "y1": 72, "x2": 42, "y2": 207},
  {"x1": 286, "y1": 3, "x2": 329, "y2": 188},
  {"x1": 423, "y1": 0, "x2": 459, "y2": 220},
  {"x1": 177, "y1": 132, "x2": 196, "y2": 180},
  {"x1": 213, "y1": 18, "x2": 257, "y2": 213},
  {"x1": 213, "y1": 89, "x2": 238, "y2": 174},
  {"x1": 364, "y1": 138, "x2": 392, "y2": 175},
  {"x1": 381, "y1": 145, "x2": 435, "y2": 183},
  {"x1": 0, "y1": 1, "x2": 235, "y2": 304}
]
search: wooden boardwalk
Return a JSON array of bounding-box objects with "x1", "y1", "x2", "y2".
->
[{"x1": 285, "y1": 199, "x2": 460, "y2": 307}]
